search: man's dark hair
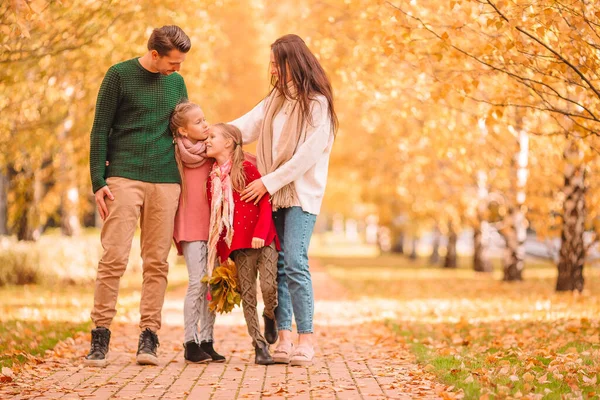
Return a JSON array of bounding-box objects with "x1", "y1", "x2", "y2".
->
[{"x1": 147, "y1": 25, "x2": 191, "y2": 56}]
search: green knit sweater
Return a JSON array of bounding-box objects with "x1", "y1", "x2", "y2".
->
[{"x1": 89, "y1": 58, "x2": 187, "y2": 193}]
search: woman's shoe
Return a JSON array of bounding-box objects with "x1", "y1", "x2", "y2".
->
[
  {"x1": 184, "y1": 341, "x2": 211, "y2": 364},
  {"x1": 254, "y1": 341, "x2": 275, "y2": 365},
  {"x1": 200, "y1": 340, "x2": 226, "y2": 363},
  {"x1": 290, "y1": 345, "x2": 314, "y2": 367},
  {"x1": 272, "y1": 342, "x2": 294, "y2": 364}
]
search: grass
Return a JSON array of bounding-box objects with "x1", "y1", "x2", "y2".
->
[
  {"x1": 0, "y1": 320, "x2": 92, "y2": 368},
  {"x1": 0, "y1": 234, "x2": 192, "y2": 370},
  {"x1": 321, "y1": 252, "x2": 600, "y2": 399},
  {"x1": 410, "y1": 342, "x2": 484, "y2": 398},
  {"x1": 0, "y1": 228, "x2": 187, "y2": 287},
  {"x1": 389, "y1": 319, "x2": 600, "y2": 398}
]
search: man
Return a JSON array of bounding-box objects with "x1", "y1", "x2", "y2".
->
[{"x1": 85, "y1": 25, "x2": 190, "y2": 367}]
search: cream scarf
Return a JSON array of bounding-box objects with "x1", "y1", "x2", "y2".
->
[
  {"x1": 256, "y1": 85, "x2": 306, "y2": 209},
  {"x1": 207, "y1": 160, "x2": 234, "y2": 274}
]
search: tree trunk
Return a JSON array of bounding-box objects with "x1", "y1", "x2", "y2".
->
[
  {"x1": 501, "y1": 208, "x2": 525, "y2": 281},
  {"x1": 61, "y1": 187, "x2": 81, "y2": 236},
  {"x1": 502, "y1": 121, "x2": 528, "y2": 281},
  {"x1": 443, "y1": 222, "x2": 457, "y2": 268},
  {"x1": 17, "y1": 214, "x2": 33, "y2": 241},
  {"x1": 429, "y1": 225, "x2": 440, "y2": 264},
  {"x1": 409, "y1": 236, "x2": 419, "y2": 260},
  {"x1": 16, "y1": 170, "x2": 42, "y2": 241},
  {"x1": 473, "y1": 219, "x2": 492, "y2": 272},
  {"x1": 391, "y1": 229, "x2": 404, "y2": 254},
  {"x1": 556, "y1": 143, "x2": 586, "y2": 292},
  {"x1": 474, "y1": 170, "x2": 492, "y2": 272},
  {"x1": 59, "y1": 108, "x2": 81, "y2": 237},
  {"x1": 0, "y1": 171, "x2": 8, "y2": 235}
]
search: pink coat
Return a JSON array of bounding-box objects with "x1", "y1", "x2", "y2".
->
[{"x1": 173, "y1": 161, "x2": 214, "y2": 255}]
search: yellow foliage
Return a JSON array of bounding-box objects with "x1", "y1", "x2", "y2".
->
[{"x1": 201, "y1": 259, "x2": 241, "y2": 314}]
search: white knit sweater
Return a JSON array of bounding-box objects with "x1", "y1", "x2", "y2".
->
[{"x1": 230, "y1": 95, "x2": 334, "y2": 215}]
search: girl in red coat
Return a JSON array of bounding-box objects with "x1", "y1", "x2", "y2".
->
[{"x1": 206, "y1": 123, "x2": 279, "y2": 365}]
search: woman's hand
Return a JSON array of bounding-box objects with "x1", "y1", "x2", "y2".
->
[
  {"x1": 251, "y1": 237, "x2": 265, "y2": 249},
  {"x1": 241, "y1": 179, "x2": 268, "y2": 205}
]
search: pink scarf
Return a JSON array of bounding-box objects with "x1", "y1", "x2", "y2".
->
[
  {"x1": 176, "y1": 137, "x2": 207, "y2": 168},
  {"x1": 207, "y1": 159, "x2": 235, "y2": 274}
]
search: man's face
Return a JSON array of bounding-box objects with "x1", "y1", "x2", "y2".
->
[{"x1": 152, "y1": 49, "x2": 186, "y2": 75}]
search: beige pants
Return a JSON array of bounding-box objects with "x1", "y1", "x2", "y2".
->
[
  {"x1": 231, "y1": 243, "x2": 278, "y2": 346},
  {"x1": 91, "y1": 177, "x2": 181, "y2": 332}
]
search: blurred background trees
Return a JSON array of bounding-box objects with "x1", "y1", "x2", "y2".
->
[{"x1": 2, "y1": 0, "x2": 600, "y2": 292}]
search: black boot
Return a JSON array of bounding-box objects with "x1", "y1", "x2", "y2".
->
[
  {"x1": 200, "y1": 341, "x2": 226, "y2": 363},
  {"x1": 263, "y1": 314, "x2": 278, "y2": 345},
  {"x1": 254, "y1": 341, "x2": 274, "y2": 365},
  {"x1": 184, "y1": 341, "x2": 211, "y2": 363},
  {"x1": 84, "y1": 327, "x2": 111, "y2": 367},
  {"x1": 136, "y1": 328, "x2": 160, "y2": 366}
]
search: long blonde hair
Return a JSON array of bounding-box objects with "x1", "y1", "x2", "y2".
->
[
  {"x1": 211, "y1": 123, "x2": 247, "y2": 192},
  {"x1": 170, "y1": 100, "x2": 202, "y2": 195}
]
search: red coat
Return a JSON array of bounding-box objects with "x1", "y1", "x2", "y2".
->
[{"x1": 207, "y1": 161, "x2": 280, "y2": 263}]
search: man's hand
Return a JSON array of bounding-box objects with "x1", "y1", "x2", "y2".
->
[
  {"x1": 240, "y1": 179, "x2": 268, "y2": 205},
  {"x1": 251, "y1": 237, "x2": 265, "y2": 249},
  {"x1": 95, "y1": 186, "x2": 114, "y2": 221}
]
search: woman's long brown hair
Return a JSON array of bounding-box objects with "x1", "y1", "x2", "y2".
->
[
  {"x1": 270, "y1": 34, "x2": 338, "y2": 134},
  {"x1": 211, "y1": 123, "x2": 247, "y2": 192}
]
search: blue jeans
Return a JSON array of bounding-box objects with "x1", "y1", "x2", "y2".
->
[{"x1": 273, "y1": 207, "x2": 317, "y2": 334}]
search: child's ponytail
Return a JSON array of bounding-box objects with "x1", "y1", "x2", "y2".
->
[
  {"x1": 230, "y1": 141, "x2": 247, "y2": 193},
  {"x1": 174, "y1": 143, "x2": 185, "y2": 189}
]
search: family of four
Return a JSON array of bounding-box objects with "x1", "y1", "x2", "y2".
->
[{"x1": 84, "y1": 25, "x2": 337, "y2": 368}]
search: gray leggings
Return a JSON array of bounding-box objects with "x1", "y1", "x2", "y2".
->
[{"x1": 182, "y1": 241, "x2": 215, "y2": 343}]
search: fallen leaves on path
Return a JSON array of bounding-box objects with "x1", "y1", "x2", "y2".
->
[
  {"x1": 0, "y1": 259, "x2": 456, "y2": 399},
  {"x1": 326, "y1": 256, "x2": 600, "y2": 398}
]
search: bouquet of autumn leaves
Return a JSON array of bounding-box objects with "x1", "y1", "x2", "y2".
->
[{"x1": 201, "y1": 259, "x2": 241, "y2": 313}]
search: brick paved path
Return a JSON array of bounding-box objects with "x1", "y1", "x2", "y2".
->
[{"x1": 0, "y1": 262, "x2": 451, "y2": 399}]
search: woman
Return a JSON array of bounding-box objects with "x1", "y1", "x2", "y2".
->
[{"x1": 230, "y1": 34, "x2": 337, "y2": 366}]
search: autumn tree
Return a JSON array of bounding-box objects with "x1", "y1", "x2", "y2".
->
[
  {"x1": 1, "y1": 0, "x2": 261, "y2": 239},
  {"x1": 384, "y1": 0, "x2": 600, "y2": 290}
]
